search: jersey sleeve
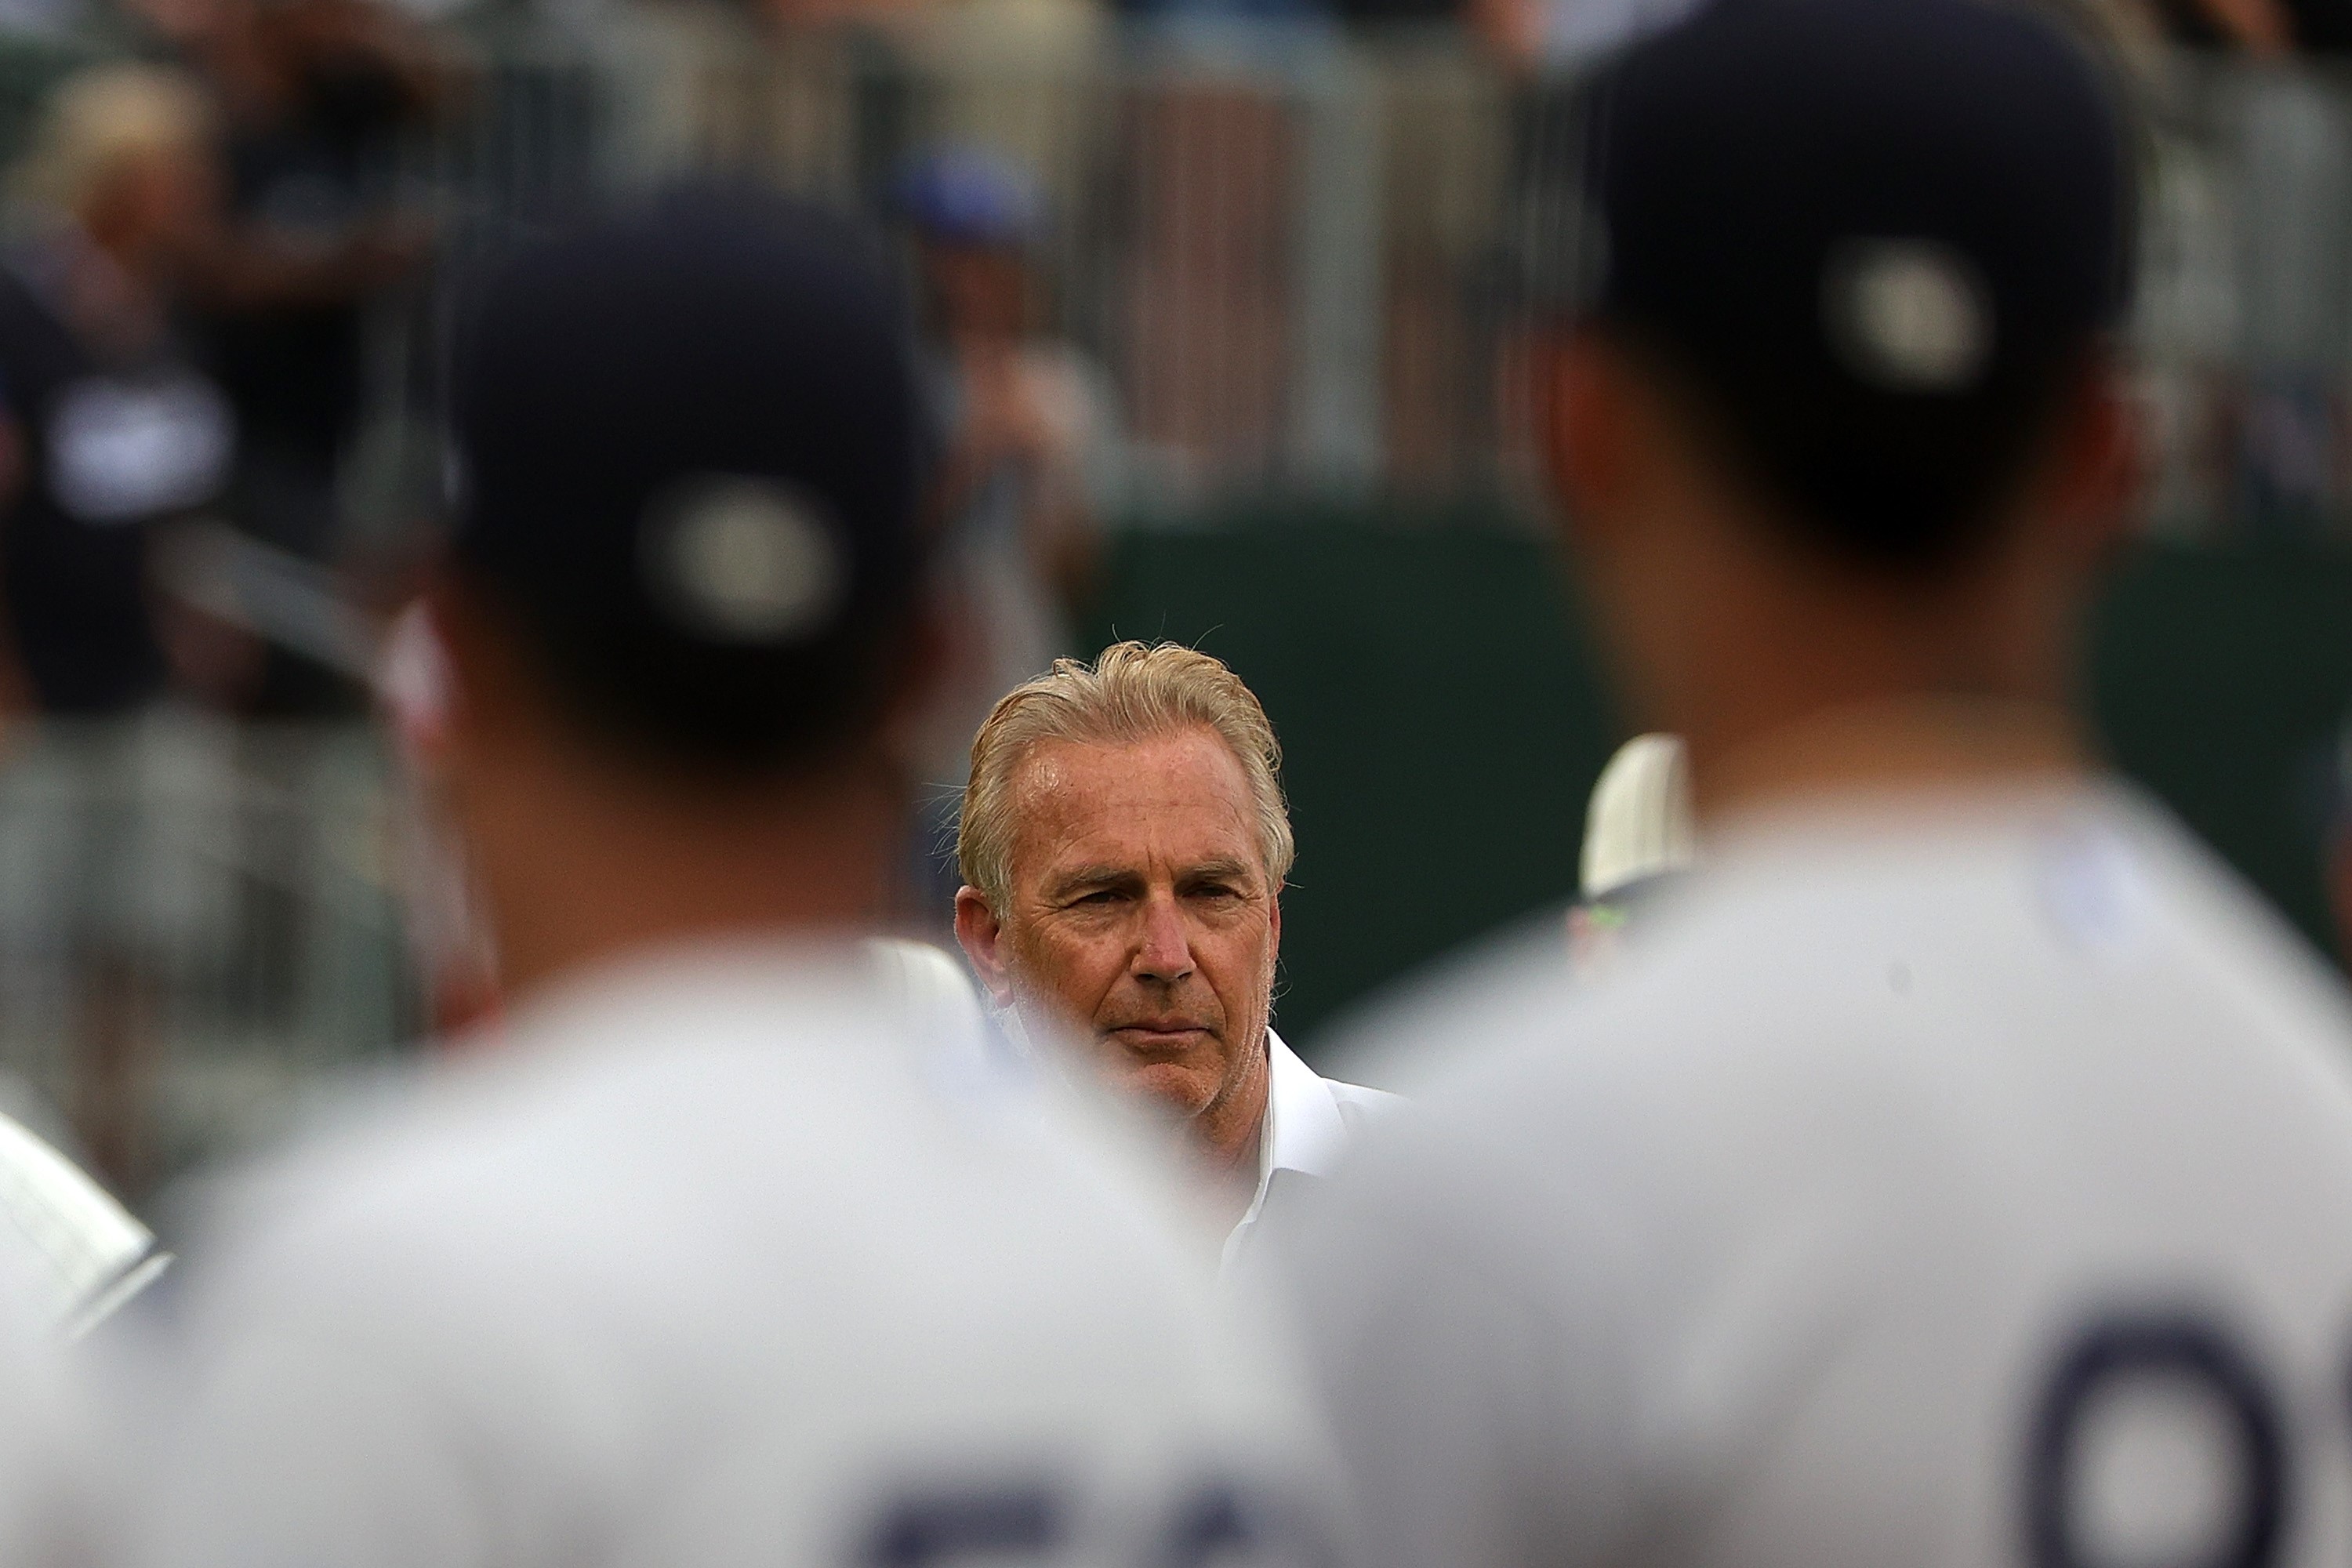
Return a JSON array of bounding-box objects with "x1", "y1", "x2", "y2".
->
[{"x1": 1251, "y1": 1117, "x2": 1643, "y2": 1568}]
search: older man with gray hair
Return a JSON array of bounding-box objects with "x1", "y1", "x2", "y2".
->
[{"x1": 954, "y1": 641, "x2": 1397, "y2": 1263}]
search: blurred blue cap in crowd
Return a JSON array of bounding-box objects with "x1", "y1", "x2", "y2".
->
[{"x1": 893, "y1": 149, "x2": 1044, "y2": 248}]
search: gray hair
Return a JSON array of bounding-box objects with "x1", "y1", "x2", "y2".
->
[{"x1": 958, "y1": 641, "x2": 1294, "y2": 910}]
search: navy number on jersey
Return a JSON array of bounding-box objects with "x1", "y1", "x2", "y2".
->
[
  {"x1": 862, "y1": 1479, "x2": 1331, "y2": 1567},
  {"x1": 2027, "y1": 1313, "x2": 2288, "y2": 1568},
  {"x1": 868, "y1": 1486, "x2": 1062, "y2": 1566}
]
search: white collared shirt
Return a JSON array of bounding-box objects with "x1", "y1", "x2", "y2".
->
[{"x1": 1221, "y1": 1030, "x2": 1399, "y2": 1270}]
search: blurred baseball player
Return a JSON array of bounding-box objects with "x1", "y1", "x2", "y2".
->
[
  {"x1": 122, "y1": 189, "x2": 1338, "y2": 1568},
  {"x1": 0, "y1": 1108, "x2": 163, "y2": 1564},
  {"x1": 0, "y1": 1111, "x2": 165, "y2": 1342},
  {"x1": 1256, "y1": 3, "x2": 2352, "y2": 1566}
]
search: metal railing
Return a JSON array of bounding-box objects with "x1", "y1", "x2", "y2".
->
[
  {"x1": 0, "y1": 718, "x2": 412, "y2": 1199},
  {"x1": 359, "y1": 24, "x2": 2352, "y2": 531},
  {"x1": 2131, "y1": 54, "x2": 2352, "y2": 536},
  {"x1": 0, "y1": 22, "x2": 2339, "y2": 522},
  {"x1": 370, "y1": 16, "x2": 1525, "y2": 508}
]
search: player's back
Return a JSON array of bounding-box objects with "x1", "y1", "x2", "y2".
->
[
  {"x1": 133, "y1": 943, "x2": 1335, "y2": 1568},
  {"x1": 1271, "y1": 784, "x2": 2352, "y2": 1568}
]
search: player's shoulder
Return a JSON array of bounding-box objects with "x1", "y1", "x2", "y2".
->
[
  {"x1": 2111, "y1": 791, "x2": 2352, "y2": 1044},
  {"x1": 1270, "y1": 1029, "x2": 1406, "y2": 1134},
  {"x1": 1316, "y1": 907, "x2": 1584, "y2": 1089},
  {"x1": 1254, "y1": 933, "x2": 1641, "y2": 1364},
  {"x1": 1336, "y1": 785, "x2": 2352, "y2": 1171},
  {"x1": 1301, "y1": 910, "x2": 1605, "y2": 1210},
  {"x1": 171, "y1": 946, "x2": 1202, "y2": 1344},
  {"x1": 163, "y1": 963, "x2": 835, "y2": 1303}
]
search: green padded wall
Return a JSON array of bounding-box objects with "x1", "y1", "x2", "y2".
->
[
  {"x1": 1083, "y1": 503, "x2": 1621, "y2": 1053},
  {"x1": 1085, "y1": 509, "x2": 2352, "y2": 1058},
  {"x1": 2089, "y1": 542, "x2": 2352, "y2": 968}
]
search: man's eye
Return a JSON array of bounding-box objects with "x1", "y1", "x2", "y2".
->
[
  {"x1": 1190, "y1": 884, "x2": 1243, "y2": 902},
  {"x1": 1072, "y1": 890, "x2": 1123, "y2": 907}
]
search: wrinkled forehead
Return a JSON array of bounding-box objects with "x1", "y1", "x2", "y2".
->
[{"x1": 1004, "y1": 728, "x2": 1266, "y2": 887}]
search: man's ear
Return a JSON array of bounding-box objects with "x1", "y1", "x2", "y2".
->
[
  {"x1": 1544, "y1": 328, "x2": 1643, "y2": 559},
  {"x1": 421, "y1": 571, "x2": 529, "y2": 786},
  {"x1": 2045, "y1": 355, "x2": 2141, "y2": 574},
  {"x1": 953, "y1": 886, "x2": 1015, "y2": 1006}
]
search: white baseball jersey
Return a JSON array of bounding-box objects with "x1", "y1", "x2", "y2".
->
[
  {"x1": 1261, "y1": 782, "x2": 2352, "y2": 1568},
  {"x1": 0, "y1": 1111, "x2": 166, "y2": 1341},
  {"x1": 0, "y1": 1112, "x2": 156, "y2": 1568},
  {"x1": 128, "y1": 940, "x2": 1341, "y2": 1568},
  {"x1": 0, "y1": 1262, "x2": 102, "y2": 1568}
]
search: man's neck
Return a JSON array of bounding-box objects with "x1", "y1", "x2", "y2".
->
[
  {"x1": 474, "y1": 760, "x2": 903, "y2": 1007},
  {"x1": 1655, "y1": 511, "x2": 2091, "y2": 828},
  {"x1": 1192, "y1": 1035, "x2": 1272, "y2": 1231},
  {"x1": 1695, "y1": 695, "x2": 2090, "y2": 830}
]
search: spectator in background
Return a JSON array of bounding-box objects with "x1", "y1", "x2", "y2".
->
[
  {"x1": 1469, "y1": 0, "x2": 1695, "y2": 71},
  {"x1": 0, "y1": 71, "x2": 257, "y2": 1190},
  {"x1": 2143, "y1": 0, "x2": 2352, "y2": 50},
  {"x1": 0, "y1": 64, "x2": 238, "y2": 716},
  {"x1": 134, "y1": 0, "x2": 446, "y2": 574},
  {"x1": 895, "y1": 148, "x2": 1118, "y2": 904},
  {"x1": 901, "y1": 149, "x2": 1109, "y2": 688}
]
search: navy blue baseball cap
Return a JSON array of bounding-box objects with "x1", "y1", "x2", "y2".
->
[
  {"x1": 892, "y1": 149, "x2": 1043, "y2": 249},
  {"x1": 449, "y1": 186, "x2": 932, "y2": 772},
  {"x1": 1579, "y1": 0, "x2": 2135, "y2": 568}
]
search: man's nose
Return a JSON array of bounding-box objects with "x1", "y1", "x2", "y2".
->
[{"x1": 1131, "y1": 895, "x2": 1196, "y2": 984}]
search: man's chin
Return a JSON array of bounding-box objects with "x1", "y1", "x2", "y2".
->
[{"x1": 1106, "y1": 1058, "x2": 1215, "y2": 1123}]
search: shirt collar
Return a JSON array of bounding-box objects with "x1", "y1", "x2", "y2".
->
[
  {"x1": 1218, "y1": 1029, "x2": 1349, "y2": 1269},
  {"x1": 1258, "y1": 1029, "x2": 1353, "y2": 1184}
]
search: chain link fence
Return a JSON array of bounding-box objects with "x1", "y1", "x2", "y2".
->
[{"x1": 0, "y1": 718, "x2": 408, "y2": 1199}]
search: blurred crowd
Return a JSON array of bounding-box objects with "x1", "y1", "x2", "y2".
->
[
  {"x1": 0, "y1": 0, "x2": 2336, "y2": 754},
  {"x1": 0, "y1": 0, "x2": 1123, "y2": 739},
  {"x1": 0, "y1": 0, "x2": 449, "y2": 724}
]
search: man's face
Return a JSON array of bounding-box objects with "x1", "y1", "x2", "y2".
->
[
  {"x1": 960, "y1": 727, "x2": 1280, "y2": 1135},
  {"x1": 918, "y1": 241, "x2": 1029, "y2": 343}
]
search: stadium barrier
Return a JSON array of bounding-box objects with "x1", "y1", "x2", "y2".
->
[
  {"x1": 0, "y1": 719, "x2": 411, "y2": 1196},
  {"x1": 0, "y1": 24, "x2": 2332, "y2": 519},
  {"x1": 377, "y1": 25, "x2": 2352, "y2": 531}
]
